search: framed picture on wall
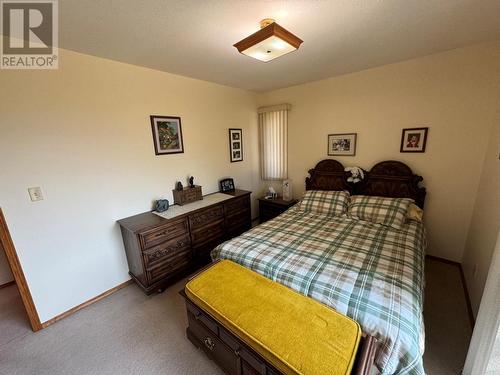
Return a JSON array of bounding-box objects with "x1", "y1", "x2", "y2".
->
[
  {"x1": 150, "y1": 115, "x2": 184, "y2": 155},
  {"x1": 229, "y1": 128, "x2": 243, "y2": 162},
  {"x1": 328, "y1": 133, "x2": 357, "y2": 156},
  {"x1": 400, "y1": 127, "x2": 428, "y2": 153}
]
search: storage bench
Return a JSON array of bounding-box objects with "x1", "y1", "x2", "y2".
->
[{"x1": 180, "y1": 260, "x2": 377, "y2": 375}]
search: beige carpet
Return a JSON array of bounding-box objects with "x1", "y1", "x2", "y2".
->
[
  {"x1": 0, "y1": 285, "x2": 32, "y2": 348},
  {"x1": 0, "y1": 258, "x2": 472, "y2": 375},
  {"x1": 423, "y1": 258, "x2": 473, "y2": 374}
]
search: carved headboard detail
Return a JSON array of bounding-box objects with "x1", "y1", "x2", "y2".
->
[
  {"x1": 305, "y1": 159, "x2": 426, "y2": 208},
  {"x1": 305, "y1": 159, "x2": 350, "y2": 192}
]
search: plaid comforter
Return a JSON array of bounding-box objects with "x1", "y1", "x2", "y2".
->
[{"x1": 211, "y1": 206, "x2": 426, "y2": 375}]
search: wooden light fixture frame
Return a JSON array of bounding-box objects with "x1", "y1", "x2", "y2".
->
[{"x1": 233, "y1": 22, "x2": 303, "y2": 54}]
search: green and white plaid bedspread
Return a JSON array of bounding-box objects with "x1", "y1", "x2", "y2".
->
[{"x1": 211, "y1": 206, "x2": 426, "y2": 375}]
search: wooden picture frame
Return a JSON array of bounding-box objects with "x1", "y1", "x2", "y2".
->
[
  {"x1": 328, "y1": 133, "x2": 357, "y2": 156},
  {"x1": 400, "y1": 127, "x2": 428, "y2": 153},
  {"x1": 150, "y1": 115, "x2": 184, "y2": 155},
  {"x1": 229, "y1": 128, "x2": 243, "y2": 162}
]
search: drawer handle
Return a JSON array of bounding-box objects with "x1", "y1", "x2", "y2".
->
[
  {"x1": 234, "y1": 348, "x2": 241, "y2": 358},
  {"x1": 204, "y1": 337, "x2": 215, "y2": 351},
  {"x1": 194, "y1": 312, "x2": 201, "y2": 320}
]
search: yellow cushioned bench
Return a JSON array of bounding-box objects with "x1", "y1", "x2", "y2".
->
[{"x1": 185, "y1": 260, "x2": 362, "y2": 375}]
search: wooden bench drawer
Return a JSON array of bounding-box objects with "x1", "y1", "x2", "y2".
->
[
  {"x1": 143, "y1": 234, "x2": 191, "y2": 269},
  {"x1": 189, "y1": 205, "x2": 224, "y2": 230},
  {"x1": 186, "y1": 299, "x2": 219, "y2": 336},
  {"x1": 140, "y1": 218, "x2": 188, "y2": 249},
  {"x1": 187, "y1": 312, "x2": 238, "y2": 375}
]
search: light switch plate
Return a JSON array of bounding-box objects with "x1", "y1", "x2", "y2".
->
[{"x1": 28, "y1": 187, "x2": 44, "y2": 202}]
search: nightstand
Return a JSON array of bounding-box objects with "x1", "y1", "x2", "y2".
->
[{"x1": 258, "y1": 197, "x2": 299, "y2": 224}]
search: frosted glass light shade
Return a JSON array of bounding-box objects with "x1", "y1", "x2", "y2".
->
[{"x1": 234, "y1": 22, "x2": 303, "y2": 63}]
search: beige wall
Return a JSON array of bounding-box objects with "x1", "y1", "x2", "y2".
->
[
  {"x1": 462, "y1": 118, "x2": 500, "y2": 316},
  {"x1": 0, "y1": 49, "x2": 259, "y2": 322},
  {"x1": 258, "y1": 41, "x2": 500, "y2": 262}
]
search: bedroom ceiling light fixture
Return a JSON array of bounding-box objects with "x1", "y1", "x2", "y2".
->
[{"x1": 233, "y1": 19, "x2": 303, "y2": 62}]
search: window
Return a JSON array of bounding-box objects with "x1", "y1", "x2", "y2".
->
[{"x1": 258, "y1": 104, "x2": 290, "y2": 180}]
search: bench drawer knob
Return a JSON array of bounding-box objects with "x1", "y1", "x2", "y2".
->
[{"x1": 204, "y1": 337, "x2": 215, "y2": 351}]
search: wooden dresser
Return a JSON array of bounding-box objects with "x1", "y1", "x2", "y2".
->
[{"x1": 118, "y1": 190, "x2": 251, "y2": 294}]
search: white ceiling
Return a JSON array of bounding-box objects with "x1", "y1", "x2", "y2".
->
[{"x1": 59, "y1": 0, "x2": 500, "y2": 92}]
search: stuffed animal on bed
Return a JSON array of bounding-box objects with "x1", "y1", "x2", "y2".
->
[{"x1": 345, "y1": 166, "x2": 365, "y2": 183}]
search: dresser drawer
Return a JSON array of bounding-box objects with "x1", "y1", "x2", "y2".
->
[
  {"x1": 191, "y1": 220, "x2": 225, "y2": 246},
  {"x1": 226, "y1": 209, "x2": 251, "y2": 229},
  {"x1": 143, "y1": 234, "x2": 191, "y2": 269},
  {"x1": 139, "y1": 218, "x2": 188, "y2": 249},
  {"x1": 224, "y1": 195, "x2": 250, "y2": 215},
  {"x1": 189, "y1": 205, "x2": 224, "y2": 231},
  {"x1": 146, "y1": 251, "x2": 191, "y2": 283}
]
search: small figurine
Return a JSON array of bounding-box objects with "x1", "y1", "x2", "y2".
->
[
  {"x1": 189, "y1": 176, "x2": 195, "y2": 188},
  {"x1": 176, "y1": 181, "x2": 183, "y2": 191}
]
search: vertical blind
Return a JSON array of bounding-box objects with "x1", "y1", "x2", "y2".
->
[{"x1": 258, "y1": 104, "x2": 290, "y2": 180}]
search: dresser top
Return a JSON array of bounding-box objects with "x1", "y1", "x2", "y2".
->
[{"x1": 118, "y1": 189, "x2": 251, "y2": 233}]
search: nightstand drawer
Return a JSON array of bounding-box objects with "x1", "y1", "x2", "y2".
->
[{"x1": 259, "y1": 198, "x2": 298, "y2": 224}]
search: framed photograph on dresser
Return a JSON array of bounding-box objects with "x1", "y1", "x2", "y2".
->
[{"x1": 229, "y1": 128, "x2": 243, "y2": 162}]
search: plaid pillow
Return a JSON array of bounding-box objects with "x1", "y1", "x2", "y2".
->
[
  {"x1": 348, "y1": 195, "x2": 413, "y2": 229},
  {"x1": 299, "y1": 190, "x2": 349, "y2": 217}
]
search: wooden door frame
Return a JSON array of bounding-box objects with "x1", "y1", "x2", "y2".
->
[
  {"x1": 0, "y1": 208, "x2": 42, "y2": 331},
  {"x1": 463, "y1": 230, "x2": 500, "y2": 374}
]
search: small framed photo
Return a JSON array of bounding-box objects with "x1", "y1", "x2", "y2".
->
[
  {"x1": 328, "y1": 133, "x2": 357, "y2": 156},
  {"x1": 150, "y1": 115, "x2": 184, "y2": 155},
  {"x1": 219, "y1": 178, "x2": 235, "y2": 192},
  {"x1": 400, "y1": 127, "x2": 428, "y2": 153},
  {"x1": 229, "y1": 128, "x2": 243, "y2": 162}
]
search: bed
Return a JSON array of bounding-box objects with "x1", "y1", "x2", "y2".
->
[{"x1": 212, "y1": 160, "x2": 427, "y2": 375}]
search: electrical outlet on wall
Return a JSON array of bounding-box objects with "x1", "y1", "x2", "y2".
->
[{"x1": 28, "y1": 187, "x2": 44, "y2": 202}]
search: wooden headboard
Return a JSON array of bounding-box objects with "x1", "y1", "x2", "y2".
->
[{"x1": 305, "y1": 159, "x2": 426, "y2": 208}]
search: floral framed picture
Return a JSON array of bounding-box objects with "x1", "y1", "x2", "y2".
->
[
  {"x1": 150, "y1": 115, "x2": 184, "y2": 155},
  {"x1": 400, "y1": 127, "x2": 428, "y2": 153},
  {"x1": 229, "y1": 128, "x2": 243, "y2": 162},
  {"x1": 328, "y1": 133, "x2": 357, "y2": 156}
]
